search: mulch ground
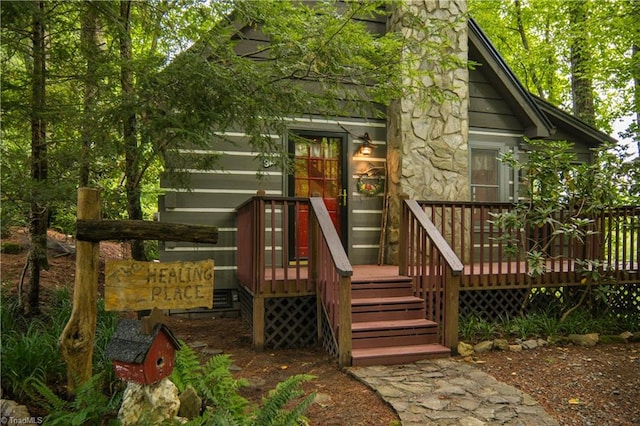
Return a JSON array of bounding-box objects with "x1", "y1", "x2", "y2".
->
[{"x1": 2, "y1": 228, "x2": 639, "y2": 425}]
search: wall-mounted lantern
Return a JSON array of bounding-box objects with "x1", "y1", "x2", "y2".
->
[{"x1": 358, "y1": 132, "x2": 373, "y2": 156}]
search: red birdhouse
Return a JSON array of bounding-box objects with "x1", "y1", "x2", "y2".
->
[{"x1": 105, "y1": 318, "x2": 180, "y2": 385}]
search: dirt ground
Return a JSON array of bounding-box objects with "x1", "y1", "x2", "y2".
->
[{"x1": 2, "y1": 228, "x2": 639, "y2": 425}]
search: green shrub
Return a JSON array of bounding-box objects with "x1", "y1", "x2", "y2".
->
[
  {"x1": 459, "y1": 315, "x2": 500, "y2": 342},
  {"x1": 0, "y1": 287, "x2": 119, "y2": 401},
  {"x1": 171, "y1": 343, "x2": 316, "y2": 425},
  {"x1": 1, "y1": 242, "x2": 23, "y2": 254},
  {"x1": 28, "y1": 372, "x2": 122, "y2": 426}
]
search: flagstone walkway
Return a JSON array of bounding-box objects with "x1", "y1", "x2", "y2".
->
[{"x1": 348, "y1": 359, "x2": 558, "y2": 426}]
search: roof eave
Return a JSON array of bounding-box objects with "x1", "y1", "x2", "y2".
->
[{"x1": 468, "y1": 18, "x2": 554, "y2": 138}]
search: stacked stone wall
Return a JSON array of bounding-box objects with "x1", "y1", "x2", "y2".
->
[{"x1": 386, "y1": 0, "x2": 469, "y2": 264}]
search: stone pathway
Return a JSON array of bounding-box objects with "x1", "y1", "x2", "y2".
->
[{"x1": 348, "y1": 359, "x2": 558, "y2": 426}]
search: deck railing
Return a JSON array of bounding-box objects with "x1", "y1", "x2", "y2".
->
[
  {"x1": 309, "y1": 198, "x2": 353, "y2": 367},
  {"x1": 400, "y1": 199, "x2": 464, "y2": 348},
  {"x1": 236, "y1": 196, "x2": 313, "y2": 295},
  {"x1": 417, "y1": 201, "x2": 640, "y2": 289}
]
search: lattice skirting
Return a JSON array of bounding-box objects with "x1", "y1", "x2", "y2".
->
[
  {"x1": 264, "y1": 296, "x2": 317, "y2": 349},
  {"x1": 238, "y1": 286, "x2": 253, "y2": 329},
  {"x1": 460, "y1": 284, "x2": 640, "y2": 320},
  {"x1": 239, "y1": 287, "x2": 317, "y2": 349},
  {"x1": 319, "y1": 310, "x2": 338, "y2": 358}
]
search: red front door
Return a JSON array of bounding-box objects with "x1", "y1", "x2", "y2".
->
[{"x1": 292, "y1": 134, "x2": 343, "y2": 259}]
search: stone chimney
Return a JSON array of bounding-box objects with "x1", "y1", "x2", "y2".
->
[{"x1": 385, "y1": 0, "x2": 469, "y2": 264}]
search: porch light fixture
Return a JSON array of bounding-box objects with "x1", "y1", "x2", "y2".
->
[{"x1": 358, "y1": 132, "x2": 373, "y2": 156}]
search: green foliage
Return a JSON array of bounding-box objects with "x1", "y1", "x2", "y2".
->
[
  {"x1": 28, "y1": 373, "x2": 122, "y2": 426},
  {"x1": 171, "y1": 344, "x2": 316, "y2": 425},
  {"x1": 460, "y1": 307, "x2": 638, "y2": 344},
  {"x1": 1, "y1": 242, "x2": 23, "y2": 254},
  {"x1": 491, "y1": 139, "x2": 639, "y2": 320},
  {"x1": 458, "y1": 315, "x2": 500, "y2": 342},
  {"x1": 1, "y1": 293, "x2": 66, "y2": 399},
  {"x1": 470, "y1": 0, "x2": 638, "y2": 134},
  {"x1": 252, "y1": 374, "x2": 315, "y2": 426},
  {"x1": 0, "y1": 287, "x2": 119, "y2": 401}
]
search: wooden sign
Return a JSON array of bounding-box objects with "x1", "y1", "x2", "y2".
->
[{"x1": 105, "y1": 260, "x2": 214, "y2": 311}]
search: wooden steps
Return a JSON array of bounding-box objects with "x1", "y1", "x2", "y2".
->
[{"x1": 350, "y1": 273, "x2": 450, "y2": 366}]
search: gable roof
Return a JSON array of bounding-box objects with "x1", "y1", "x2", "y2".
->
[
  {"x1": 468, "y1": 18, "x2": 553, "y2": 139},
  {"x1": 531, "y1": 95, "x2": 617, "y2": 146},
  {"x1": 468, "y1": 18, "x2": 615, "y2": 146}
]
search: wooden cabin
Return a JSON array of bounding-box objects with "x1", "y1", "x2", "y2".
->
[{"x1": 157, "y1": 3, "x2": 638, "y2": 366}]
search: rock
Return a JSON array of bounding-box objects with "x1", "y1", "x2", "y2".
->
[
  {"x1": 620, "y1": 331, "x2": 633, "y2": 341},
  {"x1": 314, "y1": 392, "x2": 331, "y2": 406},
  {"x1": 508, "y1": 344, "x2": 523, "y2": 352},
  {"x1": 1, "y1": 400, "x2": 39, "y2": 425},
  {"x1": 493, "y1": 339, "x2": 509, "y2": 351},
  {"x1": 178, "y1": 385, "x2": 202, "y2": 419},
  {"x1": 201, "y1": 348, "x2": 224, "y2": 356},
  {"x1": 521, "y1": 339, "x2": 538, "y2": 350},
  {"x1": 536, "y1": 338, "x2": 548, "y2": 348},
  {"x1": 474, "y1": 340, "x2": 494, "y2": 353},
  {"x1": 118, "y1": 378, "x2": 180, "y2": 425},
  {"x1": 458, "y1": 341, "x2": 474, "y2": 357},
  {"x1": 568, "y1": 333, "x2": 599, "y2": 347}
]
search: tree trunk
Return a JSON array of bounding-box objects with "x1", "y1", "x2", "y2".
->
[
  {"x1": 514, "y1": 0, "x2": 544, "y2": 98},
  {"x1": 80, "y1": 1, "x2": 99, "y2": 187},
  {"x1": 632, "y1": 1, "x2": 640, "y2": 154},
  {"x1": 119, "y1": 0, "x2": 146, "y2": 260},
  {"x1": 568, "y1": 0, "x2": 596, "y2": 125},
  {"x1": 25, "y1": 0, "x2": 48, "y2": 315}
]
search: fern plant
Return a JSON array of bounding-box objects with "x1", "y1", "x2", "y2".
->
[
  {"x1": 250, "y1": 374, "x2": 316, "y2": 426},
  {"x1": 170, "y1": 343, "x2": 316, "y2": 425},
  {"x1": 28, "y1": 372, "x2": 122, "y2": 425}
]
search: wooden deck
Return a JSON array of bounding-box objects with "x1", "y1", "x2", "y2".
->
[{"x1": 264, "y1": 261, "x2": 639, "y2": 293}]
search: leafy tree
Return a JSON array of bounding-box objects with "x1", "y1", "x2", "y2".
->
[
  {"x1": 494, "y1": 139, "x2": 639, "y2": 319},
  {"x1": 1, "y1": 0, "x2": 464, "y2": 309},
  {"x1": 470, "y1": 0, "x2": 638, "y2": 137}
]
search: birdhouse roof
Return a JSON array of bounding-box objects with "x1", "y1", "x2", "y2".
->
[{"x1": 105, "y1": 318, "x2": 180, "y2": 364}]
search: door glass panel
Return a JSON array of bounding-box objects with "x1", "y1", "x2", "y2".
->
[{"x1": 292, "y1": 135, "x2": 343, "y2": 259}]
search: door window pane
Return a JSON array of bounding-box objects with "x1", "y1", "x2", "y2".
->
[{"x1": 471, "y1": 148, "x2": 500, "y2": 202}]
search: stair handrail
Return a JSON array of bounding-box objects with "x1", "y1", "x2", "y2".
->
[
  {"x1": 309, "y1": 197, "x2": 353, "y2": 367},
  {"x1": 401, "y1": 199, "x2": 463, "y2": 350}
]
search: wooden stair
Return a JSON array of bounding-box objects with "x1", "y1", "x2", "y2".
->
[{"x1": 350, "y1": 274, "x2": 450, "y2": 366}]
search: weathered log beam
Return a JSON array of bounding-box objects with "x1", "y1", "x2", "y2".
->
[{"x1": 76, "y1": 219, "x2": 218, "y2": 244}]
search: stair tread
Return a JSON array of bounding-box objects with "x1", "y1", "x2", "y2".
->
[
  {"x1": 352, "y1": 276, "x2": 412, "y2": 284},
  {"x1": 352, "y1": 296, "x2": 423, "y2": 305},
  {"x1": 352, "y1": 318, "x2": 437, "y2": 331},
  {"x1": 352, "y1": 343, "x2": 450, "y2": 358}
]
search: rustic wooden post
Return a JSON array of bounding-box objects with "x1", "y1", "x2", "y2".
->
[
  {"x1": 443, "y1": 267, "x2": 460, "y2": 351},
  {"x1": 309, "y1": 212, "x2": 322, "y2": 344},
  {"x1": 59, "y1": 188, "x2": 100, "y2": 391}
]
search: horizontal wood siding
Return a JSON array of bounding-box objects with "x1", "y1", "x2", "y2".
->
[
  {"x1": 159, "y1": 132, "x2": 279, "y2": 296},
  {"x1": 469, "y1": 66, "x2": 525, "y2": 133}
]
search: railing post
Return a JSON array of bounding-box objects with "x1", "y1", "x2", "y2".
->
[
  {"x1": 338, "y1": 275, "x2": 352, "y2": 368},
  {"x1": 310, "y1": 211, "x2": 322, "y2": 344},
  {"x1": 255, "y1": 195, "x2": 266, "y2": 293},
  {"x1": 399, "y1": 194, "x2": 409, "y2": 275},
  {"x1": 443, "y1": 268, "x2": 460, "y2": 350}
]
